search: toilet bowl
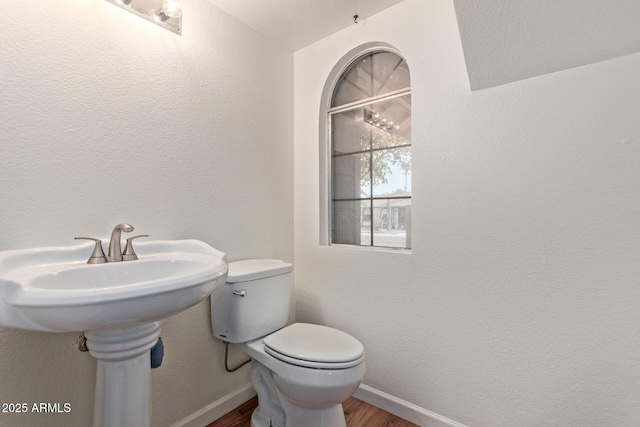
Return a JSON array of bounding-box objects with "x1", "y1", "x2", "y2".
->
[
  {"x1": 243, "y1": 324, "x2": 366, "y2": 427},
  {"x1": 210, "y1": 260, "x2": 366, "y2": 427}
]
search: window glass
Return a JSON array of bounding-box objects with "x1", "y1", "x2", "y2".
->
[
  {"x1": 331, "y1": 109, "x2": 371, "y2": 155},
  {"x1": 370, "y1": 147, "x2": 411, "y2": 197},
  {"x1": 332, "y1": 52, "x2": 410, "y2": 107},
  {"x1": 332, "y1": 200, "x2": 368, "y2": 246},
  {"x1": 371, "y1": 199, "x2": 411, "y2": 248},
  {"x1": 329, "y1": 50, "x2": 411, "y2": 250},
  {"x1": 332, "y1": 95, "x2": 412, "y2": 155},
  {"x1": 332, "y1": 153, "x2": 371, "y2": 199}
]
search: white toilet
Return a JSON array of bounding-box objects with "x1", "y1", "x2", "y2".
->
[{"x1": 210, "y1": 259, "x2": 366, "y2": 427}]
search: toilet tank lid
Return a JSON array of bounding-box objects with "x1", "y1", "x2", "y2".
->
[{"x1": 226, "y1": 259, "x2": 292, "y2": 283}]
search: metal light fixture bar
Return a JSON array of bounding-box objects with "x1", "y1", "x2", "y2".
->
[
  {"x1": 364, "y1": 108, "x2": 400, "y2": 133},
  {"x1": 105, "y1": 0, "x2": 182, "y2": 35}
]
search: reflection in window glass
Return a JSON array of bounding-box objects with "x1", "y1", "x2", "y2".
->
[
  {"x1": 332, "y1": 52, "x2": 410, "y2": 107},
  {"x1": 333, "y1": 200, "x2": 368, "y2": 246},
  {"x1": 329, "y1": 50, "x2": 411, "y2": 250},
  {"x1": 332, "y1": 110, "x2": 370, "y2": 155},
  {"x1": 333, "y1": 153, "x2": 371, "y2": 199},
  {"x1": 370, "y1": 147, "x2": 411, "y2": 197},
  {"x1": 372, "y1": 199, "x2": 411, "y2": 248}
]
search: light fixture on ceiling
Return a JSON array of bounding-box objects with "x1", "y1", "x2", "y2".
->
[
  {"x1": 364, "y1": 109, "x2": 399, "y2": 133},
  {"x1": 105, "y1": 0, "x2": 182, "y2": 35}
]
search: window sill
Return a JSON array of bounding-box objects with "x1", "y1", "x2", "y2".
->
[{"x1": 327, "y1": 243, "x2": 412, "y2": 255}]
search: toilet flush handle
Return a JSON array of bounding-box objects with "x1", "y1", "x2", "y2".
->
[{"x1": 233, "y1": 290, "x2": 247, "y2": 297}]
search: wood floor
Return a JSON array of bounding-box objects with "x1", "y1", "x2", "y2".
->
[{"x1": 206, "y1": 396, "x2": 419, "y2": 427}]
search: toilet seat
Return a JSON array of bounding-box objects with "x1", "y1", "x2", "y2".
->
[{"x1": 263, "y1": 323, "x2": 364, "y2": 369}]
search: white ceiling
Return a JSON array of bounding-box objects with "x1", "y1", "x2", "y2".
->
[
  {"x1": 205, "y1": 0, "x2": 406, "y2": 51},
  {"x1": 206, "y1": 0, "x2": 640, "y2": 89}
]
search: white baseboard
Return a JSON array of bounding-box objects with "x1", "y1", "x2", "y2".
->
[
  {"x1": 170, "y1": 382, "x2": 465, "y2": 427},
  {"x1": 170, "y1": 383, "x2": 256, "y2": 427},
  {"x1": 353, "y1": 384, "x2": 468, "y2": 427}
]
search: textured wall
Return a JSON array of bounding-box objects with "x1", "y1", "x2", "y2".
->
[
  {"x1": 0, "y1": 1, "x2": 293, "y2": 426},
  {"x1": 294, "y1": 0, "x2": 640, "y2": 426},
  {"x1": 454, "y1": 0, "x2": 640, "y2": 90}
]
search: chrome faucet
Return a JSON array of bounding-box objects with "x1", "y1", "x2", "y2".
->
[
  {"x1": 76, "y1": 223, "x2": 147, "y2": 264},
  {"x1": 107, "y1": 223, "x2": 134, "y2": 262}
]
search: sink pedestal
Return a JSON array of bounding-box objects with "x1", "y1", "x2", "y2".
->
[{"x1": 85, "y1": 322, "x2": 161, "y2": 427}]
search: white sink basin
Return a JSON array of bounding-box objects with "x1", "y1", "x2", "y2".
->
[{"x1": 0, "y1": 239, "x2": 228, "y2": 332}]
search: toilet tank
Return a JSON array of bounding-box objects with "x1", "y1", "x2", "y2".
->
[{"x1": 210, "y1": 259, "x2": 292, "y2": 343}]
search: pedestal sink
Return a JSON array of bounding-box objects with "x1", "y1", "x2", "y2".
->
[{"x1": 0, "y1": 239, "x2": 228, "y2": 427}]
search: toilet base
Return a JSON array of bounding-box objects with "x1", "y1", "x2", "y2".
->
[
  {"x1": 251, "y1": 407, "x2": 278, "y2": 427},
  {"x1": 250, "y1": 404, "x2": 346, "y2": 427},
  {"x1": 279, "y1": 400, "x2": 347, "y2": 427}
]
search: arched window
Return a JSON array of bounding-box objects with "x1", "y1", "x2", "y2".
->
[{"x1": 327, "y1": 49, "x2": 411, "y2": 249}]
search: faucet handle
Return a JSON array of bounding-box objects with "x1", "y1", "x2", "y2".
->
[
  {"x1": 74, "y1": 237, "x2": 108, "y2": 264},
  {"x1": 122, "y1": 235, "x2": 149, "y2": 261}
]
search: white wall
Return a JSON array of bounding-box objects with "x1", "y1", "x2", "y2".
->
[
  {"x1": 294, "y1": 1, "x2": 640, "y2": 426},
  {"x1": 0, "y1": 1, "x2": 292, "y2": 426},
  {"x1": 454, "y1": 0, "x2": 640, "y2": 90}
]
